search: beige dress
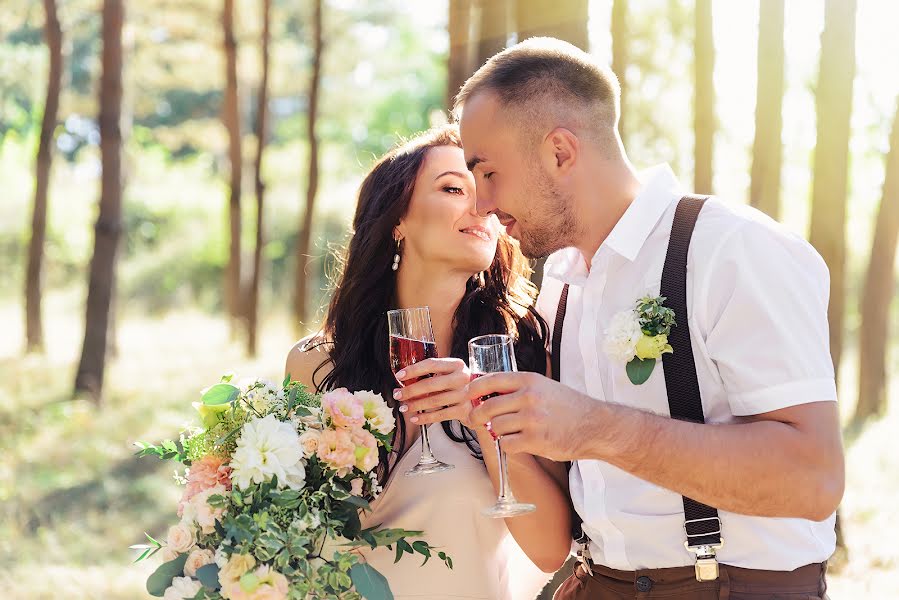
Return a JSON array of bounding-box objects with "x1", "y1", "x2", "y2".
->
[{"x1": 358, "y1": 424, "x2": 552, "y2": 600}]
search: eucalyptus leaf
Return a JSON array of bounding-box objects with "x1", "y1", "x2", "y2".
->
[
  {"x1": 626, "y1": 357, "x2": 656, "y2": 385},
  {"x1": 349, "y1": 563, "x2": 394, "y2": 600},
  {"x1": 195, "y1": 563, "x2": 220, "y2": 590},
  {"x1": 202, "y1": 383, "x2": 240, "y2": 406},
  {"x1": 146, "y1": 554, "x2": 188, "y2": 597}
]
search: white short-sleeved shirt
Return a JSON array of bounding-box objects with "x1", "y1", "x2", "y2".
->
[{"x1": 535, "y1": 164, "x2": 837, "y2": 572}]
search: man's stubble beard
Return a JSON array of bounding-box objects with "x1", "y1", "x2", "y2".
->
[{"x1": 518, "y1": 166, "x2": 581, "y2": 260}]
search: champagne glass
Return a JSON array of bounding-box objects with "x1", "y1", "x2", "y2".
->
[
  {"x1": 468, "y1": 334, "x2": 536, "y2": 518},
  {"x1": 388, "y1": 307, "x2": 454, "y2": 476}
]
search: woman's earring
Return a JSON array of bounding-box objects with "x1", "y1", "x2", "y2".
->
[{"x1": 392, "y1": 239, "x2": 401, "y2": 271}]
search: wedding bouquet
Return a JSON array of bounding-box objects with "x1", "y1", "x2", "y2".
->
[{"x1": 133, "y1": 375, "x2": 451, "y2": 600}]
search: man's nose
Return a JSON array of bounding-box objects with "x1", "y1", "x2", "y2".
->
[{"x1": 474, "y1": 187, "x2": 495, "y2": 218}]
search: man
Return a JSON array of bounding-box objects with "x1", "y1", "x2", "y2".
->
[{"x1": 458, "y1": 38, "x2": 843, "y2": 599}]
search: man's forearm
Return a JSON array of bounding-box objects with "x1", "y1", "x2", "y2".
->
[{"x1": 579, "y1": 399, "x2": 844, "y2": 521}]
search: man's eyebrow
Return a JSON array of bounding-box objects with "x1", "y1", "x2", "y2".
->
[{"x1": 466, "y1": 156, "x2": 485, "y2": 172}]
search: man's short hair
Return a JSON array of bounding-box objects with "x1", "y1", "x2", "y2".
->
[{"x1": 455, "y1": 37, "x2": 621, "y2": 151}]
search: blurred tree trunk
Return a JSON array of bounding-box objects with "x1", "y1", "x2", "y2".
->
[
  {"x1": 749, "y1": 0, "x2": 784, "y2": 220},
  {"x1": 294, "y1": 0, "x2": 323, "y2": 335},
  {"x1": 515, "y1": 0, "x2": 588, "y2": 50},
  {"x1": 448, "y1": 0, "x2": 473, "y2": 108},
  {"x1": 222, "y1": 0, "x2": 243, "y2": 332},
  {"x1": 809, "y1": 0, "x2": 857, "y2": 382},
  {"x1": 74, "y1": 0, "x2": 124, "y2": 402},
  {"x1": 853, "y1": 97, "x2": 899, "y2": 426},
  {"x1": 247, "y1": 0, "x2": 271, "y2": 357},
  {"x1": 513, "y1": 0, "x2": 587, "y2": 290},
  {"x1": 473, "y1": 0, "x2": 509, "y2": 67},
  {"x1": 24, "y1": 0, "x2": 63, "y2": 354},
  {"x1": 611, "y1": 0, "x2": 628, "y2": 145},
  {"x1": 693, "y1": 0, "x2": 714, "y2": 194}
]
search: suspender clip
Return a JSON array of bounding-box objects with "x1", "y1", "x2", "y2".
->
[{"x1": 684, "y1": 541, "x2": 723, "y2": 582}]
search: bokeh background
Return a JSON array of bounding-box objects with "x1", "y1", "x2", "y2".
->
[{"x1": 1, "y1": 0, "x2": 898, "y2": 598}]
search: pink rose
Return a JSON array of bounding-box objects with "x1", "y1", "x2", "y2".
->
[
  {"x1": 178, "y1": 455, "x2": 232, "y2": 517},
  {"x1": 350, "y1": 478, "x2": 364, "y2": 496},
  {"x1": 181, "y1": 485, "x2": 227, "y2": 534},
  {"x1": 321, "y1": 388, "x2": 365, "y2": 429},
  {"x1": 316, "y1": 428, "x2": 356, "y2": 477},
  {"x1": 166, "y1": 523, "x2": 196, "y2": 554},
  {"x1": 184, "y1": 548, "x2": 215, "y2": 577},
  {"x1": 351, "y1": 428, "x2": 379, "y2": 473}
]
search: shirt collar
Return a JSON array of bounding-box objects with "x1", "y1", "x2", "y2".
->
[
  {"x1": 602, "y1": 163, "x2": 682, "y2": 262},
  {"x1": 544, "y1": 164, "x2": 682, "y2": 284}
]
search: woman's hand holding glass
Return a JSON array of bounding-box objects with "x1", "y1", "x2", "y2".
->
[{"x1": 394, "y1": 357, "x2": 475, "y2": 428}]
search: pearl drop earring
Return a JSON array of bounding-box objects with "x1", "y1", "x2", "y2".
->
[{"x1": 392, "y1": 239, "x2": 401, "y2": 271}]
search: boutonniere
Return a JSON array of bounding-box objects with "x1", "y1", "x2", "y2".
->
[{"x1": 604, "y1": 295, "x2": 676, "y2": 385}]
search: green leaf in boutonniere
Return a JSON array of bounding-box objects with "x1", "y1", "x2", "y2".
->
[{"x1": 626, "y1": 357, "x2": 656, "y2": 385}]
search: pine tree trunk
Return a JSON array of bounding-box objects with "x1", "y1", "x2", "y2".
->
[
  {"x1": 448, "y1": 0, "x2": 473, "y2": 108},
  {"x1": 74, "y1": 0, "x2": 123, "y2": 402},
  {"x1": 473, "y1": 0, "x2": 508, "y2": 67},
  {"x1": 693, "y1": 0, "x2": 714, "y2": 194},
  {"x1": 853, "y1": 97, "x2": 899, "y2": 426},
  {"x1": 294, "y1": 0, "x2": 323, "y2": 335},
  {"x1": 222, "y1": 0, "x2": 243, "y2": 330},
  {"x1": 749, "y1": 0, "x2": 785, "y2": 220},
  {"x1": 515, "y1": 0, "x2": 589, "y2": 51},
  {"x1": 809, "y1": 0, "x2": 857, "y2": 381},
  {"x1": 611, "y1": 0, "x2": 628, "y2": 145},
  {"x1": 247, "y1": 0, "x2": 271, "y2": 357},
  {"x1": 25, "y1": 0, "x2": 63, "y2": 354}
]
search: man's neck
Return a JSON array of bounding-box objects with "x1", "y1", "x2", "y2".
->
[
  {"x1": 395, "y1": 260, "x2": 469, "y2": 358},
  {"x1": 573, "y1": 155, "x2": 642, "y2": 269}
]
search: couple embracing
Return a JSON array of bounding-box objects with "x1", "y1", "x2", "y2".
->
[{"x1": 286, "y1": 38, "x2": 842, "y2": 600}]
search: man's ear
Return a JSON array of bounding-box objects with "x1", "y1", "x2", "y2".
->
[{"x1": 541, "y1": 127, "x2": 578, "y2": 176}]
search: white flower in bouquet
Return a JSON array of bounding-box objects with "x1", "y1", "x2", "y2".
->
[
  {"x1": 355, "y1": 390, "x2": 396, "y2": 435},
  {"x1": 184, "y1": 548, "x2": 215, "y2": 577},
  {"x1": 603, "y1": 309, "x2": 644, "y2": 363},
  {"x1": 163, "y1": 576, "x2": 202, "y2": 600},
  {"x1": 230, "y1": 415, "x2": 306, "y2": 490},
  {"x1": 166, "y1": 522, "x2": 196, "y2": 554}
]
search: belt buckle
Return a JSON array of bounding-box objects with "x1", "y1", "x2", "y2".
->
[{"x1": 576, "y1": 543, "x2": 593, "y2": 576}]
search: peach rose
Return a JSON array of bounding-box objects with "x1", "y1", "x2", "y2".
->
[
  {"x1": 166, "y1": 522, "x2": 196, "y2": 554},
  {"x1": 184, "y1": 548, "x2": 215, "y2": 578},
  {"x1": 298, "y1": 429, "x2": 321, "y2": 458}
]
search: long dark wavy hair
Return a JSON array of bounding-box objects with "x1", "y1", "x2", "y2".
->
[{"x1": 306, "y1": 124, "x2": 549, "y2": 483}]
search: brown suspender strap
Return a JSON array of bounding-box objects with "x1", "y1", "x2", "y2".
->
[
  {"x1": 551, "y1": 283, "x2": 570, "y2": 383},
  {"x1": 659, "y1": 195, "x2": 722, "y2": 550},
  {"x1": 550, "y1": 194, "x2": 720, "y2": 556}
]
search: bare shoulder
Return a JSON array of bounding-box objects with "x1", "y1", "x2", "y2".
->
[{"x1": 285, "y1": 334, "x2": 333, "y2": 391}]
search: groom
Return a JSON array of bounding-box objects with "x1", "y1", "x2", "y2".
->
[{"x1": 459, "y1": 38, "x2": 842, "y2": 598}]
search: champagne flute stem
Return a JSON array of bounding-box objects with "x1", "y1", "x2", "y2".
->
[
  {"x1": 419, "y1": 424, "x2": 436, "y2": 462},
  {"x1": 495, "y1": 437, "x2": 512, "y2": 502}
]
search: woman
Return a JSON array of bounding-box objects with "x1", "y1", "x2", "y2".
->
[{"x1": 285, "y1": 124, "x2": 571, "y2": 600}]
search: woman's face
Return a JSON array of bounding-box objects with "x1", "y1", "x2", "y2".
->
[{"x1": 396, "y1": 145, "x2": 500, "y2": 275}]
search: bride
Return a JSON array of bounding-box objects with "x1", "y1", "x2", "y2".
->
[{"x1": 285, "y1": 124, "x2": 572, "y2": 599}]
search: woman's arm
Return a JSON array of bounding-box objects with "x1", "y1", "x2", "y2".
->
[{"x1": 473, "y1": 424, "x2": 571, "y2": 573}]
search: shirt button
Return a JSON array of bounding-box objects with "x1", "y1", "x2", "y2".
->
[{"x1": 635, "y1": 575, "x2": 654, "y2": 592}]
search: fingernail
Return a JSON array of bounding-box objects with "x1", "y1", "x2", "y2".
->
[
  {"x1": 410, "y1": 416, "x2": 419, "y2": 423},
  {"x1": 399, "y1": 404, "x2": 408, "y2": 413},
  {"x1": 396, "y1": 370, "x2": 406, "y2": 379},
  {"x1": 393, "y1": 389, "x2": 402, "y2": 400}
]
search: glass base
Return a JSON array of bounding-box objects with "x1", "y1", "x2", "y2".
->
[
  {"x1": 404, "y1": 459, "x2": 455, "y2": 477},
  {"x1": 482, "y1": 500, "x2": 536, "y2": 518}
]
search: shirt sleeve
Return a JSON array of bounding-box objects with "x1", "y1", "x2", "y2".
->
[{"x1": 698, "y1": 219, "x2": 837, "y2": 416}]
